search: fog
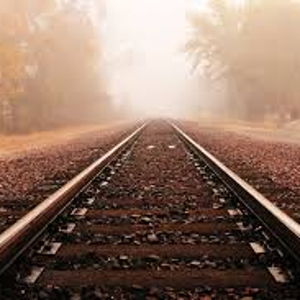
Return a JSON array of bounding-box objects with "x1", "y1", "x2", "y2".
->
[
  {"x1": 101, "y1": 0, "x2": 300, "y2": 124},
  {"x1": 1, "y1": 0, "x2": 300, "y2": 134},
  {"x1": 102, "y1": 0, "x2": 206, "y2": 118}
]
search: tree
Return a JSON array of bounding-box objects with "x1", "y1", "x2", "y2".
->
[
  {"x1": 0, "y1": 0, "x2": 108, "y2": 133},
  {"x1": 0, "y1": 42, "x2": 26, "y2": 132},
  {"x1": 27, "y1": 3, "x2": 107, "y2": 127},
  {"x1": 0, "y1": 0, "x2": 29, "y2": 132},
  {"x1": 187, "y1": 0, "x2": 300, "y2": 122}
]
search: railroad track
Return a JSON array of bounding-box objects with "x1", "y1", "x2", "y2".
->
[
  {"x1": 180, "y1": 125, "x2": 300, "y2": 223},
  {"x1": 0, "y1": 120, "x2": 299, "y2": 299}
]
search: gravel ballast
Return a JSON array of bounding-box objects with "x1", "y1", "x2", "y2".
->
[{"x1": 180, "y1": 121, "x2": 300, "y2": 221}]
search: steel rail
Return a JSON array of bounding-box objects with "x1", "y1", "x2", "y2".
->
[
  {"x1": 0, "y1": 123, "x2": 147, "y2": 276},
  {"x1": 171, "y1": 122, "x2": 300, "y2": 269}
]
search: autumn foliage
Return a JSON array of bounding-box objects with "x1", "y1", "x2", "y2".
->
[{"x1": 0, "y1": 0, "x2": 108, "y2": 133}]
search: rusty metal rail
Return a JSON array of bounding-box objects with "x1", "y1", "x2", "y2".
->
[
  {"x1": 0, "y1": 123, "x2": 147, "y2": 275},
  {"x1": 171, "y1": 122, "x2": 300, "y2": 270}
]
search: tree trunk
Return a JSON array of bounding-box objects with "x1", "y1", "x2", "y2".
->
[{"x1": 1, "y1": 99, "x2": 14, "y2": 133}]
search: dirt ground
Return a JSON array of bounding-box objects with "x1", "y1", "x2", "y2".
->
[
  {"x1": 193, "y1": 118, "x2": 300, "y2": 145},
  {"x1": 0, "y1": 121, "x2": 128, "y2": 157}
]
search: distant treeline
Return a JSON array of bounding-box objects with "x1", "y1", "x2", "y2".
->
[
  {"x1": 187, "y1": 0, "x2": 300, "y2": 123},
  {"x1": 0, "y1": 0, "x2": 110, "y2": 133}
]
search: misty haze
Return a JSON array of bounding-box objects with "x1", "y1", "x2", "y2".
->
[{"x1": 0, "y1": 0, "x2": 299, "y2": 299}]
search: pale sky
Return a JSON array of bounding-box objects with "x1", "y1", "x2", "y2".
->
[
  {"x1": 101, "y1": 0, "x2": 201, "y2": 116},
  {"x1": 100, "y1": 0, "x2": 244, "y2": 116}
]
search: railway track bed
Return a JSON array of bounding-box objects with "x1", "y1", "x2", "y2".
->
[
  {"x1": 0, "y1": 121, "x2": 299, "y2": 299},
  {"x1": 179, "y1": 122, "x2": 300, "y2": 223}
]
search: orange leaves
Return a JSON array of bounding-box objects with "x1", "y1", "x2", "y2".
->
[{"x1": 0, "y1": 42, "x2": 26, "y2": 101}]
